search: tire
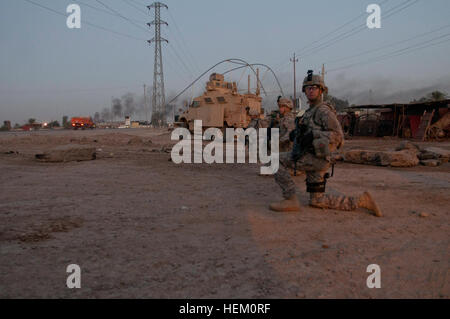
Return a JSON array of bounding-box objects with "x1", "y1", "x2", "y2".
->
[
  {"x1": 221, "y1": 123, "x2": 230, "y2": 143},
  {"x1": 179, "y1": 120, "x2": 188, "y2": 129}
]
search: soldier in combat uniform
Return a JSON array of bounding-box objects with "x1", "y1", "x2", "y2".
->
[
  {"x1": 269, "y1": 70, "x2": 382, "y2": 217},
  {"x1": 257, "y1": 96, "x2": 296, "y2": 151},
  {"x1": 276, "y1": 97, "x2": 297, "y2": 152}
]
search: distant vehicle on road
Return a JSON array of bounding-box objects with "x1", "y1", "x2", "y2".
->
[{"x1": 71, "y1": 117, "x2": 95, "y2": 130}]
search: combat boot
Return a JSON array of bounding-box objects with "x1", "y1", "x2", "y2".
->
[
  {"x1": 269, "y1": 195, "x2": 301, "y2": 212},
  {"x1": 358, "y1": 192, "x2": 383, "y2": 217}
]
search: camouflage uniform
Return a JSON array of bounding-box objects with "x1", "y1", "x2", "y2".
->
[
  {"x1": 278, "y1": 112, "x2": 296, "y2": 152},
  {"x1": 274, "y1": 99, "x2": 359, "y2": 211},
  {"x1": 256, "y1": 98, "x2": 296, "y2": 152}
]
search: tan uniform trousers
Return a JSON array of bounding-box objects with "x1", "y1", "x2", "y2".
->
[{"x1": 275, "y1": 152, "x2": 358, "y2": 210}]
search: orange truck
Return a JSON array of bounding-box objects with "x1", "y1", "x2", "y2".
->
[{"x1": 71, "y1": 117, "x2": 95, "y2": 129}]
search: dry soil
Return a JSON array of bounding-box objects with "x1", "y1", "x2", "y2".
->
[{"x1": 0, "y1": 128, "x2": 448, "y2": 298}]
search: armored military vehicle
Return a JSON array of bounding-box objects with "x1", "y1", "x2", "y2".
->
[{"x1": 177, "y1": 73, "x2": 265, "y2": 131}]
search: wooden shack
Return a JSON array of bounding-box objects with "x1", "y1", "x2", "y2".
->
[{"x1": 342, "y1": 99, "x2": 449, "y2": 140}]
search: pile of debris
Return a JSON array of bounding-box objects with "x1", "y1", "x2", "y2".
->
[
  {"x1": 342, "y1": 141, "x2": 449, "y2": 167},
  {"x1": 127, "y1": 136, "x2": 153, "y2": 146},
  {"x1": 35, "y1": 145, "x2": 96, "y2": 163},
  {"x1": 428, "y1": 112, "x2": 450, "y2": 140}
]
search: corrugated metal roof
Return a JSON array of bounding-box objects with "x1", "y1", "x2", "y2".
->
[{"x1": 347, "y1": 99, "x2": 450, "y2": 110}]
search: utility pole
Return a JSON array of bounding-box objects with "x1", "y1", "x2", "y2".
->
[
  {"x1": 256, "y1": 68, "x2": 260, "y2": 96},
  {"x1": 110, "y1": 96, "x2": 113, "y2": 124},
  {"x1": 321, "y1": 64, "x2": 325, "y2": 82},
  {"x1": 172, "y1": 101, "x2": 175, "y2": 125},
  {"x1": 290, "y1": 53, "x2": 298, "y2": 111},
  {"x1": 147, "y1": 2, "x2": 168, "y2": 126},
  {"x1": 143, "y1": 84, "x2": 147, "y2": 123},
  {"x1": 321, "y1": 63, "x2": 327, "y2": 100}
]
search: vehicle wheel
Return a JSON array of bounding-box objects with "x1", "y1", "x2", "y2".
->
[
  {"x1": 221, "y1": 124, "x2": 229, "y2": 143},
  {"x1": 179, "y1": 120, "x2": 188, "y2": 129}
]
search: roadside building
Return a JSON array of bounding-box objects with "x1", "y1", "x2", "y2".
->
[{"x1": 340, "y1": 99, "x2": 449, "y2": 140}]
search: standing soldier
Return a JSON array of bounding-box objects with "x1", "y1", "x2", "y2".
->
[
  {"x1": 256, "y1": 96, "x2": 296, "y2": 151},
  {"x1": 269, "y1": 70, "x2": 382, "y2": 217},
  {"x1": 276, "y1": 96, "x2": 296, "y2": 152}
]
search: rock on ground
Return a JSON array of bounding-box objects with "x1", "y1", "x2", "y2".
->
[
  {"x1": 421, "y1": 147, "x2": 450, "y2": 163},
  {"x1": 344, "y1": 149, "x2": 419, "y2": 167},
  {"x1": 395, "y1": 141, "x2": 421, "y2": 155},
  {"x1": 127, "y1": 136, "x2": 153, "y2": 146},
  {"x1": 420, "y1": 159, "x2": 441, "y2": 167}
]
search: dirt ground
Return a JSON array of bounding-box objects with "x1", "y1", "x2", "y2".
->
[{"x1": 0, "y1": 128, "x2": 448, "y2": 299}]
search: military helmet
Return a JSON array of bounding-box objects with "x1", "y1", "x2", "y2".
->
[
  {"x1": 277, "y1": 96, "x2": 293, "y2": 109},
  {"x1": 302, "y1": 70, "x2": 327, "y2": 93}
]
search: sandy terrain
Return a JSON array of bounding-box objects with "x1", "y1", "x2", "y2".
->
[{"x1": 0, "y1": 128, "x2": 448, "y2": 298}]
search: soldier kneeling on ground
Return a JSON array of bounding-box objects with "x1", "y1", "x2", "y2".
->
[{"x1": 269, "y1": 70, "x2": 382, "y2": 217}]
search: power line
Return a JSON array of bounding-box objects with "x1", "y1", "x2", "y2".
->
[
  {"x1": 95, "y1": 0, "x2": 148, "y2": 33},
  {"x1": 122, "y1": 0, "x2": 197, "y2": 93},
  {"x1": 271, "y1": 0, "x2": 391, "y2": 73},
  {"x1": 75, "y1": 1, "x2": 115, "y2": 15},
  {"x1": 300, "y1": 0, "x2": 420, "y2": 58},
  {"x1": 22, "y1": 0, "x2": 146, "y2": 41},
  {"x1": 274, "y1": 0, "x2": 419, "y2": 73},
  {"x1": 299, "y1": 0, "x2": 410, "y2": 57},
  {"x1": 146, "y1": 7, "x2": 201, "y2": 79},
  {"x1": 327, "y1": 32, "x2": 450, "y2": 73},
  {"x1": 85, "y1": 1, "x2": 198, "y2": 85},
  {"x1": 74, "y1": 1, "x2": 146, "y2": 25},
  {"x1": 327, "y1": 38, "x2": 450, "y2": 73},
  {"x1": 275, "y1": 0, "x2": 402, "y2": 70},
  {"x1": 300, "y1": 0, "x2": 418, "y2": 57},
  {"x1": 324, "y1": 23, "x2": 450, "y2": 65},
  {"x1": 166, "y1": 9, "x2": 201, "y2": 74},
  {"x1": 122, "y1": 0, "x2": 149, "y2": 17},
  {"x1": 165, "y1": 27, "x2": 197, "y2": 76},
  {"x1": 166, "y1": 44, "x2": 194, "y2": 78},
  {"x1": 381, "y1": 37, "x2": 450, "y2": 59},
  {"x1": 369, "y1": 32, "x2": 450, "y2": 60},
  {"x1": 131, "y1": 2, "x2": 197, "y2": 92},
  {"x1": 164, "y1": 49, "x2": 191, "y2": 83},
  {"x1": 298, "y1": 0, "x2": 391, "y2": 56},
  {"x1": 131, "y1": 0, "x2": 149, "y2": 7}
]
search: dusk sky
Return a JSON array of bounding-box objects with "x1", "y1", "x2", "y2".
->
[{"x1": 1, "y1": 0, "x2": 450, "y2": 124}]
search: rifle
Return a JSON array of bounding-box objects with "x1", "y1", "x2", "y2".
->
[{"x1": 289, "y1": 118, "x2": 314, "y2": 176}]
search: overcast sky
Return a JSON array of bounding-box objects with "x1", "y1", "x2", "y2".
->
[{"x1": 1, "y1": 0, "x2": 450, "y2": 124}]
